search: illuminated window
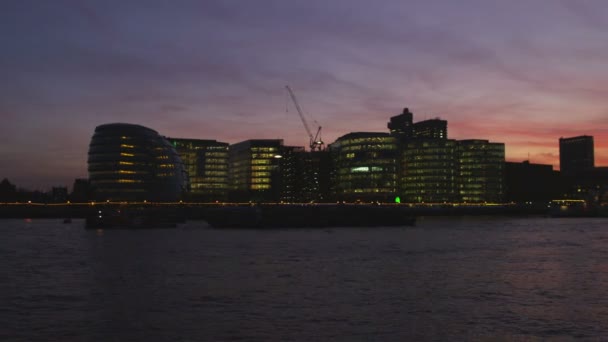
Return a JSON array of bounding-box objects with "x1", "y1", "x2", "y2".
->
[
  {"x1": 205, "y1": 158, "x2": 225, "y2": 163},
  {"x1": 351, "y1": 166, "x2": 369, "y2": 173},
  {"x1": 117, "y1": 179, "x2": 142, "y2": 183},
  {"x1": 252, "y1": 165, "x2": 272, "y2": 171},
  {"x1": 205, "y1": 171, "x2": 227, "y2": 176},
  {"x1": 251, "y1": 184, "x2": 271, "y2": 190}
]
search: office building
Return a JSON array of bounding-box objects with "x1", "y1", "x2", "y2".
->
[
  {"x1": 281, "y1": 149, "x2": 332, "y2": 203},
  {"x1": 387, "y1": 108, "x2": 414, "y2": 138},
  {"x1": 298, "y1": 150, "x2": 332, "y2": 202},
  {"x1": 275, "y1": 145, "x2": 304, "y2": 202},
  {"x1": 329, "y1": 132, "x2": 398, "y2": 202},
  {"x1": 559, "y1": 135, "x2": 594, "y2": 177},
  {"x1": 228, "y1": 139, "x2": 284, "y2": 202},
  {"x1": 504, "y1": 161, "x2": 562, "y2": 202},
  {"x1": 413, "y1": 118, "x2": 447, "y2": 139},
  {"x1": 388, "y1": 108, "x2": 447, "y2": 140},
  {"x1": 87, "y1": 123, "x2": 188, "y2": 201},
  {"x1": 167, "y1": 138, "x2": 229, "y2": 201},
  {"x1": 457, "y1": 140, "x2": 505, "y2": 203},
  {"x1": 400, "y1": 139, "x2": 457, "y2": 203}
]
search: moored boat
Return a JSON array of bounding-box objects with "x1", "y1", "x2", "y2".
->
[
  {"x1": 204, "y1": 204, "x2": 416, "y2": 228},
  {"x1": 85, "y1": 206, "x2": 181, "y2": 229}
]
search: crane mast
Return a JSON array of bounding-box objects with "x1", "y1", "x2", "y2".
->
[{"x1": 285, "y1": 85, "x2": 324, "y2": 151}]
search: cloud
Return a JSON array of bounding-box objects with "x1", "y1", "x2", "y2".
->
[
  {"x1": 3, "y1": 0, "x2": 608, "y2": 187},
  {"x1": 559, "y1": 0, "x2": 608, "y2": 31}
]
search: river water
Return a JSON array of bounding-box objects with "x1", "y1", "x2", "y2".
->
[{"x1": 2, "y1": 217, "x2": 608, "y2": 340}]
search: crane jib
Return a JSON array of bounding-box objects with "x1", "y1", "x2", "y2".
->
[{"x1": 285, "y1": 85, "x2": 324, "y2": 151}]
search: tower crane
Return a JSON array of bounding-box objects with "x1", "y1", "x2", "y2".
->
[{"x1": 285, "y1": 85, "x2": 324, "y2": 151}]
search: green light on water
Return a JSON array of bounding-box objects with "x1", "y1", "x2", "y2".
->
[{"x1": 395, "y1": 196, "x2": 401, "y2": 204}]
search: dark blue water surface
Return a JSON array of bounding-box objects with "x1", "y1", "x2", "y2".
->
[{"x1": 2, "y1": 217, "x2": 608, "y2": 341}]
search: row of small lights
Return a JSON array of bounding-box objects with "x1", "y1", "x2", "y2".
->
[{"x1": 1, "y1": 200, "x2": 588, "y2": 206}]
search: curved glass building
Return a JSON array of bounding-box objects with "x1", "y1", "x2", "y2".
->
[
  {"x1": 329, "y1": 132, "x2": 398, "y2": 202},
  {"x1": 88, "y1": 123, "x2": 188, "y2": 201}
]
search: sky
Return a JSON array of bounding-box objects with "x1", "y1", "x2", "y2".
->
[{"x1": 1, "y1": 0, "x2": 608, "y2": 189}]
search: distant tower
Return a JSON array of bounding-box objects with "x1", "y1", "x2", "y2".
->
[
  {"x1": 559, "y1": 135, "x2": 594, "y2": 177},
  {"x1": 388, "y1": 108, "x2": 414, "y2": 138}
]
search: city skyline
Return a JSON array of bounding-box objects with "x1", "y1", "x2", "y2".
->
[{"x1": 2, "y1": 0, "x2": 608, "y2": 189}]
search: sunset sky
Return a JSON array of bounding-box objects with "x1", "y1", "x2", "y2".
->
[{"x1": 1, "y1": 0, "x2": 607, "y2": 189}]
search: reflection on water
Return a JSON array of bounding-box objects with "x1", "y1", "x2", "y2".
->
[{"x1": 2, "y1": 217, "x2": 608, "y2": 340}]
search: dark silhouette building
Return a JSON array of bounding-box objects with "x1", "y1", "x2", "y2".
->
[
  {"x1": 566, "y1": 166, "x2": 608, "y2": 203},
  {"x1": 413, "y1": 118, "x2": 447, "y2": 139},
  {"x1": 559, "y1": 135, "x2": 594, "y2": 177},
  {"x1": 279, "y1": 149, "x2": 332, "y2": 203},
  {"x1": 505, "y1": 161, "x2": 562, "y2": 203},
  {"x1": 87, "y1": 123, "x2": 188, "y2": 202},
  {"x1": 167, "y1": 138, "x2": 229, "y2": 202},
  {"x1": 590, "y1": 167, "x2": 608, "y2": 204},
  {"x1": 51, "y1": 186, "x2": 68, "y2": 203},
  {"x1": 70, "y1": 178, "x2": 92, "y2": 202},
  {"x1": 275, "y1": 145, "x2": 303, "y2": 202},
  {"x1": 0, "y1": 178, "x2": 17, "y2": 202},
  {"x1": 388, "y1": 108, "x2": 447, "y2": 140},
  {"x1": 388, "y1": 108, "x2": 414, "y2": 138}
]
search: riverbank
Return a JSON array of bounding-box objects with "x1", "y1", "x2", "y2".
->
[{"x1": 0, "y1": 202, "x2": 557, "y2": 220}]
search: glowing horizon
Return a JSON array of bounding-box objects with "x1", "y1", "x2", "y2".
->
[{"x1": 1, "y1": 0, "x2": 607, "y2": 189}]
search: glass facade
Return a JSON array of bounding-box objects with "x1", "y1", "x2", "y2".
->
[
  {"x1": 167, "y1": 138, "x2": 229, "y2": 201},
  {"x1": 398, "y1": 139, "x2": 504, "y2": 203},
  {"x1": 330, "y1": 132, "x2": 398, "y2": 201},
  {"x1": 228, "y1": 140, "x2": 283, "y2": 202},
  {"x1": 401, "y1": 139, "x2": 457, "y2": 203},
  {"x1": 88, "y1": 123, "x2": 188, "y2": 201},
  {"x1": 457, "y1": 140, "x2": 505, "y2": 203}
]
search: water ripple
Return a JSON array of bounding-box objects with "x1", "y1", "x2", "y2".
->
[{"x1": 2, "y1": 217, "x2": 608, "y2": 340}]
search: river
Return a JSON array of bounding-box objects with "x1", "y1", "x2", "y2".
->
[{"x1": 2, "y1": 217, "x2": 608, "y2": 340}]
